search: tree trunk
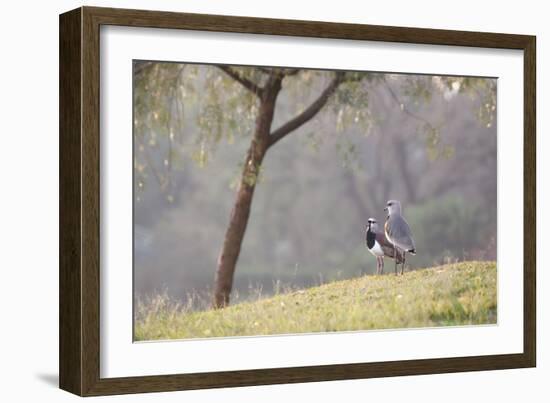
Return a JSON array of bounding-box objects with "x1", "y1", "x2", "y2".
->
[
  {"x1": 213, "y1": 81, "x2": 281, "y2": 308},
  {"x1": 343, "y1": 170, "x2": 372, "y2": 222},
  {"x1": 393, "y1": 135, "x2": 417, "y2": 204}
]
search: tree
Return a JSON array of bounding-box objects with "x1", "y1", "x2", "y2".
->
[
  {"x1": 212, "y1": 67, "x2": 347, "y2": 308},
  {"x1": 133, "y1": 62, "x2": 496, "y2": 308}
]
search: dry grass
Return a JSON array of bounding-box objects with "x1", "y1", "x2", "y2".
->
[{"x1": 134, "y1": 261, "x2": 497, "y2": 341}]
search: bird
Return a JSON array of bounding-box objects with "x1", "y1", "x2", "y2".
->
[
  {"x1": 365, "y1": 218, "x2": 404, "y2": 274},
  {"x1": 384, "y1": 200, "x2": 416, "y2": 275}
]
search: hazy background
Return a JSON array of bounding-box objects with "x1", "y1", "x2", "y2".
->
[{"x1": 133, "y1": 64, "x2": 497, "y2": 309}]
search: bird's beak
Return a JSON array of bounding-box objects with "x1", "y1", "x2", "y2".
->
[{"x1": 383, "y1": 207, "x2": 388, "y2": 212}]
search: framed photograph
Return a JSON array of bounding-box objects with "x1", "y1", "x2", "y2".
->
[{"x1": 59, "y1": 6, "x2": 536, "y2": 396}]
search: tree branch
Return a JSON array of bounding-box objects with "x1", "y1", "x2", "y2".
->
[
  {"x1": 382, "y1": 77, "x2": 434, "y2": 129},
  {"x1": 217, "y1": 65, "x2": 263, "y2": 96},
  {"x1": 268, "y1": 73, "x2": 344, "y2": 148},
  {"x1": 133, "y1": 61, "x2": 154, "y2": 76},
  {"x1": 281, "y1": 68, "x2": 301, "y2": 77},
  {"x1": 260, "y1": 67, "x2": 301, "y2": 77},
  {"x1": 257, "y1": 67, "x2": 273, "y2": 75}
]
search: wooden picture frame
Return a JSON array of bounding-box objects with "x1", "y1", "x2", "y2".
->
[{"x1": 59, "y1": 6, "x2": 536, "y2": 396}]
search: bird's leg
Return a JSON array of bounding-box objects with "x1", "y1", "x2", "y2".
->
[
  {"x1": 394, "y1": 246, "x2": 398, "y2": 275},
  {"x1": 380, "y1": 257, "x2": 384, "y2": 275},
  {"x1": 401, "y1": 253, "x2": 406, "y2": 275}
]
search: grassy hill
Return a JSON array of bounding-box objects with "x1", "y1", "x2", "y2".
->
[{"x1": 135, "y1": 261, "x2": 496, "y2": 341}]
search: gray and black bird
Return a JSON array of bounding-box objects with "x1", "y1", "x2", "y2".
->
[
  {"x1": 366, "y1": 218, "x2": 404, "y2": 275},
  {"x1": 384, "y1": 200, "x2": 416, "y2": 275}
]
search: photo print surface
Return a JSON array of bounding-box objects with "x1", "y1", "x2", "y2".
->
[{"x1": 133, "y1": 61, "x2": 497, "y2": 341}]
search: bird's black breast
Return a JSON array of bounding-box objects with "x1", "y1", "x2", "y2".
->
[{"x1": 366, "y1": 230, "x2": 376, "y2": 249}]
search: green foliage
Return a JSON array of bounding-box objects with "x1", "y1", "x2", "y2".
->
[
  {"x1": 423, "y1": 123, "x2": 454, "y2": 161},
  {"x1": 133, "y1": 63, "x2": 496, "y2": 200},
  {"x1": 332, "y1": 76, "x2": 372, "y2": 134},
  {"x1": 437, "y1": 76, "x2": 497, "y2": 127},
  {"x1": 409, "y1": 76, "x2": 497, "y2": 165},
  {"x1": 196, "y1": 68, "x2": 259, "y2": 153},
  {"x1": 335, "y1": 139, "x2": 361, "y2": 169},
  {"x1": 401, "y1": 75, "x2": 433, "y2": 105},
  {"x1": 190, "y1": 142, "x2": 209, "y2": 168},
  {"x1": 406, "y1": 195, "x2": 493, "y2": 267},
  {"x1": 135, "y1": 261, "x2": 497, "y2": 340},
  {"x1": 133, "y1": 63, "x2": 260, "y2": 177}
]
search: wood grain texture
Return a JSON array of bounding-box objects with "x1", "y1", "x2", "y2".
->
[
  {"x1": 523, "y1": 38, "x2": 536, "y2": 367},
  {"x1": 81, "y1": 6, "x2": 102, "y2": 396},
  {"x1": 59, "y1": 8, "x2": 82, "y2": 396},
  {"x1": 85, "y1": 354, "x2": 531, "y2": 396},
  {"x1": 59, "y1": 5, "x2": 537, "y2": 396},
  {"x1": 86, "y1": 6, "x2": 532, "y2": 49}
]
